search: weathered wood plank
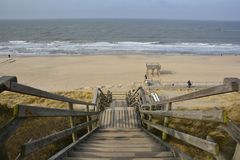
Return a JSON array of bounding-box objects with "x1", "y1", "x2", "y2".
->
[
  {"x1": 5, "y1": 81, "x2": 94, "y2": 105},
  {"x1": 0, "y1": 118, "x2": 25, "y2": 146},
  {"x1": 14, "y1": 105, "x2": 99, "y2": 118},
  {"x1": 74, "y1": 146, "x2": 164, "y2": 152},
  {"x1": 68, "y1": 103, "x2": 77, "y2": 142},
  {"x1": 48, "y1": 127, "x2": 99, "y2": 160},
  {"x1": 143, "y1": 120, "x2": 219, "y2": 155},
  {"x1": 221, "y1": 120, "x2": 240, "y2": 144},
  {"x1": 63, "y1": 158, "x2": 179, "y2": 160},
  {"x1": 86, "y1": 105, "x2": 90, "y2": 133},
  {"x1": 158, "y1": 78, "x2": 239, "y2": 105},
  {"x1": 91, "y1": 88, "x2": 99, "y2": 104},
  {"x1": 140, "y1": 109, "x2": 227, "y2": 123},
  {"x1": 69, "y1": 151, "x2": 174, "y2": 158},
  {"x1": 232, "y1": 144, "x2": 240, "y2": 160},
  {"x1": 21, "y1": 119, "x2": 97, "y2": 156}
]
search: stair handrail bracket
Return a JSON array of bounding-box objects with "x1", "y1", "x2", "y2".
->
[
  {"x1": 130, "y1": 77, "x2": 240, "y2": 160},
  {"x1": 0, "y1": 76, "x2": 112, "y2": 159}
]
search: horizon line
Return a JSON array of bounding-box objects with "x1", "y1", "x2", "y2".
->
[{"x1": 0, "y1": 17, "x2": 240, "y2": 22}]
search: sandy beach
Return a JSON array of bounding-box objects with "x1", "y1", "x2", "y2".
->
[{"x1": 0, "y1": 54, "x2": 240, "y2": 91}]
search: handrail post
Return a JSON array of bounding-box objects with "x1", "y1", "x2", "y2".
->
[
  {"x1": 86, "y1": 105, "x2": 90, "y2": 133},
  {"x1": 147, "y1": 105, "x2": 153, "y2": 130},
  {"x1": 68, "y1": 103, "x2": 77, "y2": 142},
  {"x1": 162, "y1": 102, "x2": 172, "y2": 140}
]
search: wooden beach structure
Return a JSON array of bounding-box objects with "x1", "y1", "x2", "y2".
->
[
  {"x1": 146, "y1": 62, "x2": 161, "y2": 77},
  {"x1": 0, "y1": 76, "x2": 240, "y2": 160}
]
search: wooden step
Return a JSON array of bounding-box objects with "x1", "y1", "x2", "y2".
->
[
  {"x1": 97, "y1": 128, "x2": 142, "y2": 132},
  {"x1": 74, "y1": 146, "x2": 166, "y2": 152},
  {"x1": 64, "y1": 157, "x2": 179, "y2": 160},
  {"x1": 76, "y1": 143, "x2": 163, "y2": 148},
  {"x1": 91, "y1": 135, "x2": 148, "y2": 138},
  {"x1": 69, "y1": 151, "x2": 175, "y2": 158},
  {"x1": 87, "y1": 137, "x2": 155, "y2": 141},
  {"x1": 92, "y1": 132, "x2": 148, "y2": 137}
]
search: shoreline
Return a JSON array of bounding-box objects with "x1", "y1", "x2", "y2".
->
[{"x1": 1, "y1": 52, "x2": 240, "y2": 58}]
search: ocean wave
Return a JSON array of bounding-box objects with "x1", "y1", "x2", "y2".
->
[{"x1": 0, "y1": 41, "x2": 239, "y2": 55}]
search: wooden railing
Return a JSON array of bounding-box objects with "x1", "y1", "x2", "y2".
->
[
  {"x1": 128, "y1": 77, "x2": 240, "y2": 160},
  {"x1": 0, "y1": 76, "x2": 111, "y2": 159}
]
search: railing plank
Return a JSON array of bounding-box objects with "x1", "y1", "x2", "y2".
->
[
  {"x1": 222, "y1": 120, "x2": 240, "y2": 144},
  {"x1": 21, "y1": 119, "x2": 97, "y2": 156},
  {"x1": 157, "y1": 78, "x2": 239, "y2": 105},
  {"x1": 143, "y1": 120, "x2": 219, "y2": 155},
  {"x1": 14, "y1": 105, "x2": 99, "y2": 118},
  {"x1": 4, "y1": 80, "x2": 94, "y2": 105},
  {"x1": 140, "y1": 109, "x2": 227, "y2": 123},
  {"x1": 0, "y1": 118, "x2": 25, "y2": 145}
]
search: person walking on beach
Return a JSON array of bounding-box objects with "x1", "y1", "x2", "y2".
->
[
  {"x1": 144, "y1": 74, "x2": 147, "y2": 80},
  {"x1": 187, "y1": 80, "x2": 192, "y2": 88}
]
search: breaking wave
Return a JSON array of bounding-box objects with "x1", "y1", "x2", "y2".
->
[{"x1": 0, "y1": 41, "x2": 240, "y2": 55}]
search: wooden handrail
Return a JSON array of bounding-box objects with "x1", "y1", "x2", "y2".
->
[
  {"x1": 21, "y1": 119, "x2": 98, "y2": 157},
  {"x1": 134, "y1": 77, "x2": 240, "y2": 159},
  {"x1": 14, "y1": 105, "x2": 100, "y2": 118},
  {"x1": 140, "y1": 109, "x2": 227, "y2": 123},
  {"x1": 143, "y1": 119, "x2": 219, "y2": 156},
  {"x1": 157, "y1": 78, "x2": 239, "y2": 105},
  {"x1": 0, "y1": 76, "x2": 94, "y2": 105}
]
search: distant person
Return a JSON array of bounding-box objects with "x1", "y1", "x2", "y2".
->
[
  {"x1": 144, "y1": 74, "x2": 147, "y2": 80},
  {"x1": 8, "y1": 54, "x2": 11, "y2": 59},
  {"x1": 187, "y1": 80, "x2": 192, "y2": 88}
]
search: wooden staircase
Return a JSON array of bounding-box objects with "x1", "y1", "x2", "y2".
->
[
  {"x1": 63, "y1": 128, "x2": 178, "y2": 160},
  {"x1": 51, "y1": 100, "x2": 178, "y2": 160}
]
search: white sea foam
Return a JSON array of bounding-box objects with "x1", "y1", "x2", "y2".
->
[{"x1": 0, "y1": 41, "x2": 239, "y2": 55}]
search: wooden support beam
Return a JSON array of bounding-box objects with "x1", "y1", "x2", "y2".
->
[
  {"x1": 162, "y1": 102, "x2": 171, "y2": 140},
  {"x1": 13, "y1": 105, "x2": 99, "y2": 118},
  {"x1": 158, "y1": 78, "x2": 239, "y2": 105},
  {"x1": 143, "y1": 120, "x2": 219, "y2": 156},
  {"x1": 140, "y1": 109, "x2": 227, "y2": 123},
  {"x1": 0, "y1": 118, "x2": 25, "y2": 146},
  {"x1": 21, "y1": 119, "x2": 97, "y2": 157},
  {"x1": 3, "y1": 80, "x2": 94, "y2": 105},
  {"x1": 92, "y1": 88, "x2": 99, "y2": 105},
  {"x1": 68, "y1": 103, "x2": 77, "y2": 142},
  {"x1": 86, "y1": 105, "x2": 90, "y2": 133}
]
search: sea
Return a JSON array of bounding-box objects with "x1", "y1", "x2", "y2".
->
[{"x1": 0, "y1": 19, "x2": 240, "y2": 56}]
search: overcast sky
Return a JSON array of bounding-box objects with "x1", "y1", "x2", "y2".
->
[{"x1": 0, "y1": 0, "x2": 240, "y2": 21}]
